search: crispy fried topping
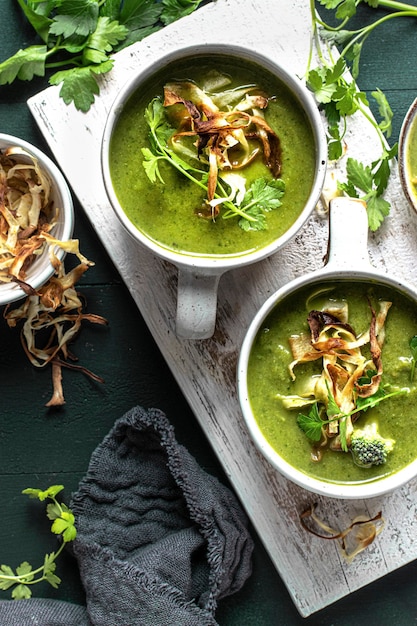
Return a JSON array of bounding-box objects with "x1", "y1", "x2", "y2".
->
[
  {"x1": 163, "y1": 77, "x2": 282, "y2": 217},
  {"x1": 300, "y1": 503, "x2": 384, "y2": 563},
  {"x1": 0, "y1": 147, "x2": 58, "y2": 284}
]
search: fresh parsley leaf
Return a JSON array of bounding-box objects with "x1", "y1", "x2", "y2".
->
[
  {"x1": 372, "y1": 88, "x2": 393, "y2": 138},
  {"x1": 0, "y1": 486, "x2": 76, "y2": 599},
  {"x1": 161, "y1": 0, "x2": 203, "y2": 26},
  {"x1": 238, "y1": 206, "x2": 267, "y2": 231},
  {"x1": 142, "y1": 147, "x2": 164, "y2": 184},
  {"x1": 50, "y1": 62, "x2": 113, "y2": 111},
  {"x1": 15, "y1": 562, "x2": 34, "y2": 581},
  {"x1": 44, "y1": 570, "x2": 61, "y2": 589},
  {"x1": 344, "y1": 157, "x2": 372, "y2": 194},
  {"x1": 297, "y1": 403, "x2": 324, "y2": 441},
  {"x1": 23, "y1": 485, "x2": 64, "y2": 501},
  {"x1": 355, "y1": 370, "x2": 385, "y2": 411},
  {"x1": 326, "y1": 386, "x2": 340, "y2": 418},
  {"x1": 119, "y1": 0, "x2": 163, "y2": 29},
  {"x1": 338, "y1": 156, "x2": 393, "y2": 230},
  {"x1": 0, "y1": 46, "x2": 47, "y2": 84},
  {"x1": 308, "y1": 1, "x2": 411, "y2": 230},
  {"x1": 83, "y1": 16, "x2": 128, "y2": 64},
  {"x1": 366, "y1": 195, "x2": 391, "y2": 231},
  {"x1": 2, "y1": 0, "x2": 205, "y2": 111},
  {"x1": 51, "y1": 510, "x2": 77, "y2": 542},
  {"x1": 11, "y1": 584, "x2": 32, "y2": 600},
  {"x1": 0, "y1": 566, "x2": 16, "y2": 591},
  {"x1": 16, "y1": 0, "x2": 52, "y2": 42},
  {"x1": 235, "y1": 178, "x2": 285, "y2": 230},
  {"x1": 49, "y1": 0, "x2": 99, "y2": 38}
]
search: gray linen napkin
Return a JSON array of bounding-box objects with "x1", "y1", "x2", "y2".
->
[{"x1": 0, "y1": 406, "x2": 254, "y2": 625}]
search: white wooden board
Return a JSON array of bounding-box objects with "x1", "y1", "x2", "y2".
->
[{"x1": 27, "y1": 0, "x2": 417, "y2": 617}]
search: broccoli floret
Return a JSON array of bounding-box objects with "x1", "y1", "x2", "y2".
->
[{"x1": 350, "y1": 422, "x2": 395, "y2": 468}]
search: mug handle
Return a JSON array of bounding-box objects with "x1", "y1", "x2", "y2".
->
[
  {"x1": 327, "y1": 197, "x2": 370, "y2": 269},
  {"x1": 176, "y1": 267, "x2": 223, "y2": 340}
]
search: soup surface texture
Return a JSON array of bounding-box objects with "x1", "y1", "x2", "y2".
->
[
  {"x1": 406, "y1": 113, "x2": 417, "y2": 200},
  {"x1": 109, "y1": 55, "x2": 316, "y2": 257},
  {"x1": 247, "y1": 281, "x2": 417, "y2": 485}
]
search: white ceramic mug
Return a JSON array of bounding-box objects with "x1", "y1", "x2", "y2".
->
[
  {"x1": 101, "y1": 44, "x2": 327, "y2": 339},
  {"x1": 238, "y1": 197, "x2": 417, "y2": 499}
]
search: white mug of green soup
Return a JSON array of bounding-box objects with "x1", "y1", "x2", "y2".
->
[
  {"x1": 399, "y1": 97, "x2": 417, "y2": 212},
  {"x1": 101, "y1": 44, "x2": 327, "y2": 339},
  {"x1": 238, "y1": 197, "x2": 417, "y2": 499}
]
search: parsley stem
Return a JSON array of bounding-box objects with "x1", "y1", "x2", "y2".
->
[
  {"x1": 339, "y1": 11, "x2": 417, "y2": 60},
  {"x1": 0, "y1": 542, "x2": 65, "y2": 584},
  {"x1": 325, "y1": 389, "x2": 408, "y2": 425},
  {"x1": 377, "y1": 0, "x2": 417, "y2": 10}
]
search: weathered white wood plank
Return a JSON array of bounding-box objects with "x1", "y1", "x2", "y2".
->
[{"x1": 27, "y1": 0, "x2": 417, "y2": 616}]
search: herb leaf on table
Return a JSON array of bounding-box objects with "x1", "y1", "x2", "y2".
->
[
  {"x1": 310, "y1": 0, "x2": 417, "y2": 230},
  {"x1": 0, "y1": 0, "x2": 207, "y2": 111},
  {"x1": 0, "y1": 486, "x2": 76, "y2": 600}
]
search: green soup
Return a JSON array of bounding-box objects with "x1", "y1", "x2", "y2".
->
[
  {"x1": 406, "y1": 113, "x2": 417, "y2": 200},
  {"x1": 247, "y1": 281, "x2": 417, "y2": 485},
  {"x1": 109, "y1": 55, "x2": 316, "y2": 257}
]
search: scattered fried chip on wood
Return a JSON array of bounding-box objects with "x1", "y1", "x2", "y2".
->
[
  {"x1": 300, "y1": 503, "x2": 384, "y2": 562},
  {"x1": 1, "y1": 147, "x2": 107, "y2": 406},
  {"x1": 4, "y1": 252, "x2": 108, "y2": 406}
]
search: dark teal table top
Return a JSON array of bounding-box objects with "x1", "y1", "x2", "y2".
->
[{"x1": 1, "y1": 1, "x2": 417, "y2": 624}]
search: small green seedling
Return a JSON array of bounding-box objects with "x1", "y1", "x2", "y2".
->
[{"x1": 0, "y1": 485, "x2": 76, "y2": 600}]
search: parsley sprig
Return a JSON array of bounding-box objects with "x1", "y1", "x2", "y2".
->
[
  {"x1": 309, "y1": 0, "x2": 417, "y2": 230},
  {"x1": 0, "y1": 0, "x2": 205, "y2": 112},
  {"x1": 142, "y1": 97, "x2": 286, "y2": 230},
  {"x1": 0, "y1": 485, "x2": 76, "y2": 600},
  {"x1": 297, "y1": 379, "x2": 407, "y2": 449}
]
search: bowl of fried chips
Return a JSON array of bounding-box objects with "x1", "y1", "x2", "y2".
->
[{"x1": 0, "y1": 134, "x2": 74, "y2": 306}]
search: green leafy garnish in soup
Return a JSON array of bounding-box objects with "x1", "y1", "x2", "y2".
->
[
  {"x1": 109, "y1": 55, "x2": 316, "y2": 257},
  {"x1": 247, "y1": 282, "x2": 417, "y2": 485}
]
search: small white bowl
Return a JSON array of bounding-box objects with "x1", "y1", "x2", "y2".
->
[{"x1": 0, "y1": 134, "x2": 74, "y2": 306}]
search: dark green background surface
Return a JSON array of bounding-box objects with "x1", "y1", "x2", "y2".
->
[{"x1": 1, "y1": 1, "x2": 417, "y2": 624}]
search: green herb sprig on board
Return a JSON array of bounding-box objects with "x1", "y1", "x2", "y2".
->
[
  {"x1": 0, "y1": 0, "x2": 206, "y2": 112},
  {"x1": 309, "y1": 0, "x2": 417, "y2": 230},
  {"x1": 0, "y1": 486, "x2": 76, "y2": 600}
]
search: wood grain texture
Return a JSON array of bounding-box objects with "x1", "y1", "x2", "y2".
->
[{"x1": 27, "y1": 0, "x2": 417, "y2": 616}]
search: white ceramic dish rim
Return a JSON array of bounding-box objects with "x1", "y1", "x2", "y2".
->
[
  {"x1": 0, "y1": 133, "x2": 74, "y2": 306},
  {"x1": 399, "y1": 96, "x2": 417, "y2": 212},
  {"x1": 101, "y1": 42, "x2": 328, "y2": 271},
  {"x1": 238, "y1": 201, "x2": 417, "y2": 499}
]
